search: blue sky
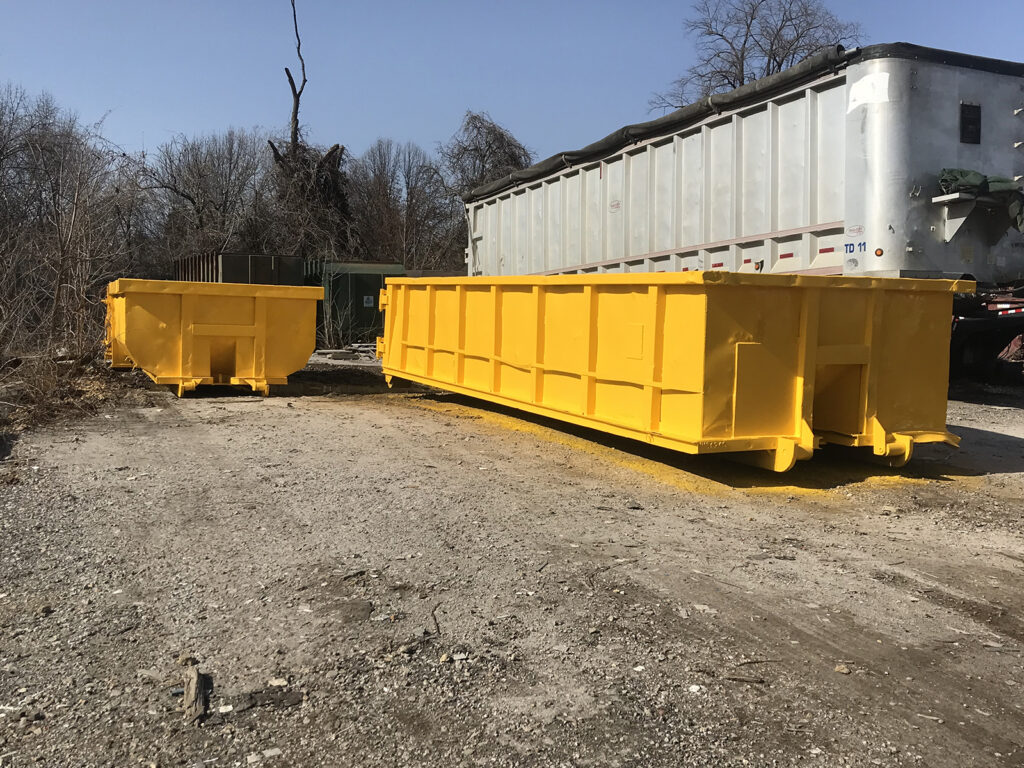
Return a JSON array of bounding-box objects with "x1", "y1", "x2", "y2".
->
[{"x1": 2, "y1": 1, "x2": 1022, "y2": 163}]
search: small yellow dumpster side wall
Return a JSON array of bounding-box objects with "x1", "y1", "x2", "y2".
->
[
  {"x1": 265, "y1": 297, "x2": 319, "y2": 380},
  {"x1": 105, "y1": 279, "x2": 323, "y2": 396}
]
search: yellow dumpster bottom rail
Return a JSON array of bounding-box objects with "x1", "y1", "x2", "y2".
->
[
  {"x1": 376, "y1": 272, "x2": 968, "y2": 472},
  {"x1": 105, "y1": 279, "x2": 323, "y2": 397}
]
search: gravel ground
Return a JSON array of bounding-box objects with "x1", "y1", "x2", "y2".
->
[{"x1": 1, "y1": 366, "x2": 1022, "y2": 767}]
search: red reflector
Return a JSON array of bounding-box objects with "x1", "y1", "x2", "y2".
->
[
  {"x1": 711, "y1": 262, "x2": 724, "y2": 268},
  {"x1": 818, "y1": 247, "x2": 834, "y2": 254},
  {"x1": 681, "y1": 267, "x2": 689, "y2": 272},
  {"x1": 779, "y1": 252, "x2": 794, "y2": 259},
  {"x1": 743, "y1": 258, "x2": 751, "y2": 264}
]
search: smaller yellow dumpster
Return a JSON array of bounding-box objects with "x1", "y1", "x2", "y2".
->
[{"x1": 104, "y1": 279, "x2": 323, "y2": 396}]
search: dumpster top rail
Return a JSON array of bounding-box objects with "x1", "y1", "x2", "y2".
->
[
  {"x1": 379, "y1": 272, "x2": 974, "y2": 293},
  {"x1": 107, "y1": 278, "x2": 323, "y2": 299}
]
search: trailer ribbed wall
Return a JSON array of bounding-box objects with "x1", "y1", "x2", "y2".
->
[{"x1": 465, "y1": 45, "x2": 1024, "y2": 285}]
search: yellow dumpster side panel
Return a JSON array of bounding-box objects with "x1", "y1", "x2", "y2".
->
[
  {"x1": 874, "y1": 290, "x2": 954, "y2": 434},
  {"x1": 265, "y1": 298, "x2": 320, "y2": 383},
  {"x1": 702, "y1": 285, "x2": 804, "y2": 441},
  {"x1": 540, "y1": 287, "x2": 587, "y2": 415},
  {"x1": 123, "y1": 292, "x2": 182, "y2": 379},
  {"x1": 104, "y1": 279, "x2": 322, "y2": 396},
  {"x1": 377, "y1": 273, "x2": 967, "y2": 471},
  {"x1": 104, "y1": 295, "x2": 133, "y2": 368},
  {"x1": 657, "y1": 288, "x2": 706, "y2": 441}
]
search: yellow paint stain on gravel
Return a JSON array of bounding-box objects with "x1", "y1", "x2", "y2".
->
[
  {"x1": 409, "y1": 396, "x2": 730, "y2": 497},
  {"x1": 405, "y1": 396, "x2": 898, "y2": 500},
  {"x1": 858, "y1": 469, "x2": 983, "y2": 493}
]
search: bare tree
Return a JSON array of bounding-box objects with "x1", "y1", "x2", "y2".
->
[
  {"x1": 650, "y1": 0, "x2": 861, "y2": 110},
  {"x1": 142, "y1": 128, "x2": 274, "y2": 262},
  {"x1": 1, "y1": 86, "x2": 150, "y2": 432},
  {"x1": 284, "y1": 0, "x2": 306, "y2": 150},
  {"x1": 399, "y1": 144, "x2": 463, "y2": 270},
  {"x1": 349, "y1": 139, "x2": 403, "y2": 264},
  {"x1": 349, "y1": 140, "x2": 462, "y2": 270},
  {"x1": 438, "y1": 111, "x2": 534, "y2": 196},
  {"x1": 0, "y1": 90, "x2": 139, "y2": 355},
  {"x1": 431, "y1": 111, "x2": 533, "y2": 271},
  {"x1": 267, "y1": 0, "x2": 352, "y2": 264}
]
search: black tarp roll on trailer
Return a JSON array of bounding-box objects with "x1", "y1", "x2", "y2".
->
[{"x1": 464, "y1": 43, "x2": 1024, "y2": 204}]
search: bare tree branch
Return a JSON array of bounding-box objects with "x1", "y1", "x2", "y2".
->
[
  {"x1": 438, "y1": 111, "x2": 533, "y2": 196},
  {"x1": 286, "y1": 0, "x2": 308, "y2": 149},
  {"x1": 650, "y1": 0, "x2": 862, "y2": 111}
]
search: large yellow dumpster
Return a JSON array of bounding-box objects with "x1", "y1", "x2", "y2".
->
[
  {"x1": 376, "y1": 273, "x2": 969, "y2": 471},
  {"x1": 105, "y1": 279, "x2": 323, "y2": 396}
]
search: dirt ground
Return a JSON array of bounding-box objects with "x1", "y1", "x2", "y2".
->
[{"x1": 1, "y1": 363, "x2": 1023, "y2": 767}]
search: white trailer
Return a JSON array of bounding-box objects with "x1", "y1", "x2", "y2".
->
[{"x1": 464, "y1": 44, "x2": 1024, "y2": 287}]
